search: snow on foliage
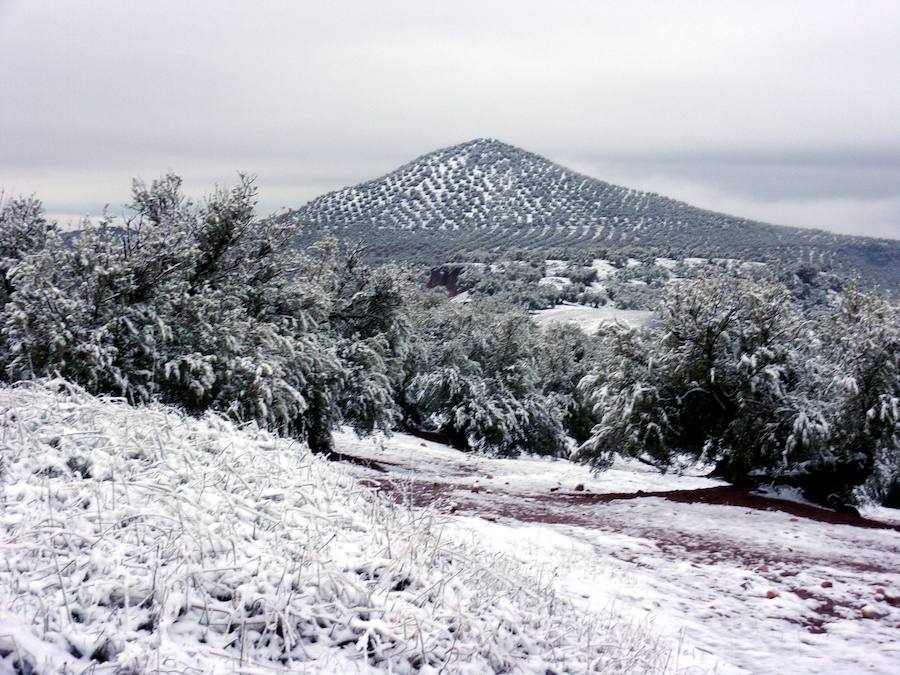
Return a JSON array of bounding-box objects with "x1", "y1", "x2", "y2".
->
[
  {"x1": 533, "y1": 304, "x2": 654, "y2": 332},
  {"x1": 0, "y1": 381, "x2": 667, "y2": 673},
  {"x1": 404, "y1": 303, "x2": 569, "y2": 457},
  {"x1": 578, "y1": 272, "x2": 900, "y2": 508},
  {"x1": 0, "y1": 175, "x2": 411, "y2": 455}
]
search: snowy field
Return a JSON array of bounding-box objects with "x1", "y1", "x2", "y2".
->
[
  {"x1": 0, "y1": 382, "x2": 669, "y2": 674},
  {"x1": 2, "y1": 383, "x2": 898, "y2": 674},
  {"x1": 533, "y1": 303, "x2": 656, "y2": 331},
  {"x1": 336, "y1": 432, "x2": 900, "y2": 675}
]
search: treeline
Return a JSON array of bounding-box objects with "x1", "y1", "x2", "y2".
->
[
  {"x1": 578, "y1": 276, "x2": 899, "y2": 509},
  {"x1": 1, "y1": 175, "x2": 897, "y2": 508}
]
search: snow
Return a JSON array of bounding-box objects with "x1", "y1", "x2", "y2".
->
[
  {"x1": 334, "y1": 430, "x2": 900, "y2": 675},
  {"x1": 334, "y1": 429, "x2": 720, "y2": 497},
  {"x1": 590, "y1": 258, "x2": 619, "y2": 279},
  {"x1": 544, "y1": 259, "x2": 569, "y2": 275},
  {"x1": 4, "y1": 381, "x2": 898, "y2": 674},
  {"x1": 449, "y1": 290, "x2": 471, "y2": 304},
  {"x1": 537, "y1": 275, "x2": 572, "y2": 289},
  {"x1": 0, "y1": 381, "x2": 667, "y2": 674},
  {"x1": 533, "y1": 303, "x2": 655, "y2": 332},
  {"x1": 861, "y1": 506, "x2": 900, "y2": 527},
  {"x1": 753, "y1": 484, "x2": 824, "y2": 509}
]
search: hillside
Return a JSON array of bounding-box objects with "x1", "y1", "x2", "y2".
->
[
  {"x1": 0, "y1": 381, "x2": 669, "y2": 674},
  {"x1": 4, "y1": 384, "x2": 897, "y2": 674},
  {"x1": 285, "y1": 139, "x2": 900, "y2": 288}
]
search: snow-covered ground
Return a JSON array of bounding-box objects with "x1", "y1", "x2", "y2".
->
[
  {"x1": 537, "y1": 275, "x2": 573, "y2": 290},
  {"x1": 533, "y1": 302, "x2": 655, "y2": 331},
  {"x1": 590, "y1": 258, "x2": 619, "y2": 279},
  {"x1": 336, "y1": 431, "x2": 900, "y2": 675},
  {"x1": 0, "y1": 382, "x2": 669, "y2": 674},
  {"x1": 3, "y1": 383, "x2": 898, "y2": 674}
]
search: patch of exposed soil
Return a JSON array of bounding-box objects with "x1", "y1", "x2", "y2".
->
[
  {"x1": 337, "y1": 450, "x2": 900, "y2": 635},
  {"x1": 545, "y1": 484, "x2": 900, "y2": 532}
]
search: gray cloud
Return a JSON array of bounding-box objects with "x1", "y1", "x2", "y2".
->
[{"x1": 1, "y1": 0, "x2": 898, "y2": 238}]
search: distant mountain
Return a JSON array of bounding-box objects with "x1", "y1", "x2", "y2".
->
[{"x1": 284, "y1": 139, "x2": 900, "y2": 287}]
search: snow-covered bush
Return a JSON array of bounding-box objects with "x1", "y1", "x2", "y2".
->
[
  {"x1": 0, "y1": 175, "x2": 410, "y2": 452},
  {"x1": 537, "y1": 322, "x2": 599, "y2": 444},
  {"x1": 579, "y1": 273, "x2": 804, "y2": 475},
  {"x1": 577, "y1": 272, "x2": 900, "y2": 506},
  {"x1": 0, "y1": 195, "x2": 55, "y2": 306},
  {"x1": 402, "y1": 300, "x2": 568, "y2": 456},
  {"x1": 811, "y1": 285, "x2": 900, "y2": 506}
]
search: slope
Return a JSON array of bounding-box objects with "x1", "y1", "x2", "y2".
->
[
  {"x1": 0, "y1": 381, "x2": 668, "y2": 674},
  {"x1": 285, "y1": 139, "x2": 900, "y2": 288}
]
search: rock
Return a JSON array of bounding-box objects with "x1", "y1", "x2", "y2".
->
[
  {"x1": 420, "y1": 442, "x2": 427, "y2": 447},
  {"x1": 448, "y1": 502, "x2": 460, "y2": 513},
  {"x1": 485, "y1": 474, "x2": 493, "y2": 479},
  {"x1": 861, "y1": 606, "x2": 883, "y2": 619},
  {"x1": 470, "y1": 485, "x2": 482, "y2": 493},
  {"x1": 766, "y1": 590, "x2": 779, "y2": 599},
  {"x1": 821, "y1": 581, "x2": 833, "y2": 588},
  {"x1": 881, "y1": 589, "x2": 900, "y2": 606},
  {"x1": 758, "y1": 565, "x2": 770, "y2": 573},
  {"x1": 574, "y1": 483, "x2": 585, "y2": 492},
  {"x1": 550, "y1": 487, "x2": 560, "y2": 492},
  {"x1": 480, "y1": 514, "x2": 498, "y2": 522}
]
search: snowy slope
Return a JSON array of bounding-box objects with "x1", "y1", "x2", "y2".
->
[
  {"x1": 284, "y1": 139, "x2": 900, "y2": 287},
  {"x1": 3, "y1": 382, "x2": 897, "y2": 674},
  {"x1": 0, "y1": 381, "x2": 667, "y2": 674},
  {"x1": 334, "y1": 430, "x2": 900, "y2": 675}
]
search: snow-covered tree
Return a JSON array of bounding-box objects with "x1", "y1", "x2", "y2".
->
[
  {"x1": 577, "y1": 271, "x2": 900, "y2": 507},
  {"x1": 579, "y1": 272, "x2": 805, "y2": 477},
  {"x1": 0, "y1": 195, "x2": 55, "y2": 309},
  {"x1": 403, "y1": 299, "x2": 567, "y2": 456},
  {"x1": 537, "y1": 322, "x2": 598, "y2": 444},
  {"x1": 810, "y1": 285, "x2": 899, "y2": 506},
  {"x1": 0, "y1": 175, "x2": 411, "y2": 453}
]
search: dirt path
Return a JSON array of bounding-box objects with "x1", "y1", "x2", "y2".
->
[{"x1": 342, "y1": 449, "x2": 900, "y2": 651}]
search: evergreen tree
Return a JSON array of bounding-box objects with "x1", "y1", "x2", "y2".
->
[{"x1": 577, "y1": 271, "x2": 899, "y2": 507}]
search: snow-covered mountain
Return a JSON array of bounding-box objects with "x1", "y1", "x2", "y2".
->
[
  {"x1": 286, "y1": 139, "x2": 900, "y2": 287},
  {"x1": 296, "y1": 138, "x2": 683, "y2": 231}
]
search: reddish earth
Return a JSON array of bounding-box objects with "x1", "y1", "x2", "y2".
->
[
  {"x1": 339, "y1": 450, "x2": 900, "y2": 637},
  {"x1": 355, "y1": 470, "x2": 900, "y2": 533}
]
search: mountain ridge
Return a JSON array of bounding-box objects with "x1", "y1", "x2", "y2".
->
[{"x1": 284, "y1": 139, "x2": 900, "y2": 287}]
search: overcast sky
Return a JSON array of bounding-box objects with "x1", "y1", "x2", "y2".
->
[{"x1": 1, "y1": 0, "x2": 898, "y2": 238}]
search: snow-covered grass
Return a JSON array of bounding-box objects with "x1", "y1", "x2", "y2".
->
[
  {"x1": 533, "y1": 303, "x2": 655, "y2": 332},
  {"x1": 0, "y1": 381, "x2": 669, "y2": 674}
]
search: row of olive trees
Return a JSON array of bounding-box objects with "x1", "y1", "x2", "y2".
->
[
  {"x1": 576, "y1": 272, "x2": 899, "y2": 509},
  {"x1": 1, "y1": 176, "x2": 589, "y2": 459}
]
